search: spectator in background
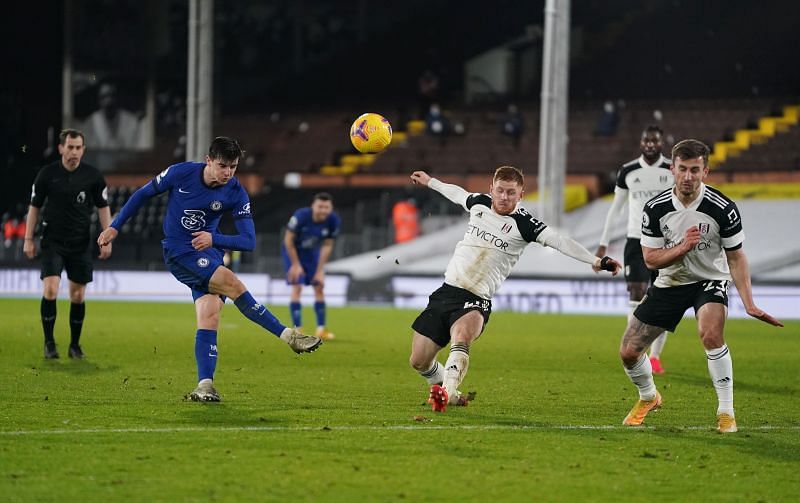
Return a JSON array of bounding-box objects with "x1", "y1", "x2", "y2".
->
[
  {"x1": 417, "y1": 70, "x2": 440, "y2": 119},
  {"x1": 594, "y1": 100, "x2": 619, "y2": 136},
  {"x1": 425, "y1": 103, "x2": 450, "y2": 145},
  {"x1": 82, "y1": 83, "x2": 144, "y2": 150},
  {"x1": 501, "y1": 104, "x2": 525, "y2": 148},
  {"x1": 392, "y1": 197, "x2": 419, "y2": 244},
  {"x1": 3, "y1": 204, "x2": 27, "y2": 249}
]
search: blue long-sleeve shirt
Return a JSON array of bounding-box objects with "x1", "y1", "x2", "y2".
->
[{"x1": 111, "y1": 162, "x2": 255, "y2": 257}]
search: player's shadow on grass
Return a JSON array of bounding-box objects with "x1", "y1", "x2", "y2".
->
[
  {"x1": 648, "y1": 426, "x2": 800, "y2": 463},
  {"x1": 34, "y1": 360, "x2": 120, "y2": 375},
  {"x1": 177, "y1": 403, "x2": 292, "y2": 428},
  {"x1": 662, "y1": 372, "x2": 794, "y2": 397}
]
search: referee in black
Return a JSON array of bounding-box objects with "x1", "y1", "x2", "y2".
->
[{"x1": 23, "y1": 129, "x2": 112, "y2": 359}]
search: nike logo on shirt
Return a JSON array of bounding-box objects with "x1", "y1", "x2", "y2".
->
[{"x1": 178, "y1": 188, "x2": 190, "y2": 194}]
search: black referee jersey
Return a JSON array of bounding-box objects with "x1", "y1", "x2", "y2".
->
[{"x1": 30, "y1": 160, "x2": 109, "y2": 250}]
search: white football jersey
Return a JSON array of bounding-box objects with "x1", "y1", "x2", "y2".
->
[
  {"x1": 616, "y1": 154, "x2": 673, "y2": 239},
  {"x1": 641, "y1": 183, "x2": 745, "y2": 288},
  {"x1": 444, "y1": 193, "x2": 548, "y2": 299}
]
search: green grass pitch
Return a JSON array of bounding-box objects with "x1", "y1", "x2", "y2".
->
[{"x1": 1, "y1": 299, "x2": 798, "y2": 501}]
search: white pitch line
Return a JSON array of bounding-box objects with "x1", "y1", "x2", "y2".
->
[{"x1": 2, "y1": 424, "x2": 799, "y2": 436}]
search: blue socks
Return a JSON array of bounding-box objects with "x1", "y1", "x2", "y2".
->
[
  {"x1": 233, "y1": 291, "x2": 286, "y2": 337},
  {"x1": 290, "y1": 301, "x2": 302, "y2": 327},
  {"x1": 314, "y1": 301, "x2": 326, "y2": 327},
  {"x1": 195, "y1": 329, "x2": 218, "y2": 381}
]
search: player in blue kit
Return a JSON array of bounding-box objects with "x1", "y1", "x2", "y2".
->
[
  {"x1": 97, "y1": 137, "x2": 322, "y2": 402},
  {"x1": 281, "y1": 193, "x2": 341, "y2": 341}
]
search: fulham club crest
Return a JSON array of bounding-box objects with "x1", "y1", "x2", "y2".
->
[
  {"x1": 501, "y1": 223, "x2": 513, "y2": 233},
  {"x1": 699, "y1": 223, "x2": 710, "y2": 234}
]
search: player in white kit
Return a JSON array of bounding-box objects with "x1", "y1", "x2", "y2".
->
[
  {"x1": 408, "y1": 166, "x2": 622, "y2": 412},
  {"x1": 597, "y1": 125, "x2": 674, "y2": 374},
  {"x1": 618, "y1": 139, "x2": 783, "y2": 433}
]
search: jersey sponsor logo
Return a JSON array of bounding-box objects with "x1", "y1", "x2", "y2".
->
[
  {"x1": 631, "y1": 189, "x2": 668, "y2": 200},
  {"x1": 642, "y1": 212, "x2": 650, "y2": 227},
  {"x1": 463, "y1": 299, "x2": 490, "y2": 311},
  {"x1": 197, "y1": 257, "x2": 210, "y2": 268},
  {"x1": 466, "y1": 224, "x2": 509, "y2": 251},
  {"x1": 156, "y1": 167, "x2": 171, "y2": 184},
  {"x1": 76, "y1": 191, "x2": 86, "y2": 204},
  {"x1": 288, "y1": 215, "x2": 299, "y2": 230},
  {"x1": 235, "y1": 202, "x2": 251, "y2": 217},
  {"x1": 210, "y1": 200, "x2": 222, "y2": 211},
  {"x1": 727, "y1": 209, "x2": 739, "y2": 224},
  {"x1": 181, "y1": 209, "x2": 207, "y2": 231}
]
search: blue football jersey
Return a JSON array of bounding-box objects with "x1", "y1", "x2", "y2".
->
[
  {"x1": 152, "y1": 162, "x2": 252, "y2": 256},
  {"x1": 285, "y1": 207, "x2": 341, "y2": 256}
]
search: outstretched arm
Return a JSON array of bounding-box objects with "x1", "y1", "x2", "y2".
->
[
  {"x1": 596, "y1": 187, "x2": 627, "y2": 257},
  {"x1": 726, "y1": 247, "x2": 783, "y2": 327},
  {"x1": 411, "y1": 171, "x2": 470, "y2": 208},
  {"x1": 537, "y1": 227, "x2": 621, "y2": 275}
]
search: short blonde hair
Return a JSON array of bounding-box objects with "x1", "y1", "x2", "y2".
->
[{"x1": 493, "y1": 166, "x2": 524, "y2": 186}]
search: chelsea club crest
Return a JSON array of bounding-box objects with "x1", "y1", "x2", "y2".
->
[
  {"x1": 210, "y1": 200, "x2": 222, "y2": 211},
  {"x1": 197, "y1": 257, "x2": 210, "y2": 268}
]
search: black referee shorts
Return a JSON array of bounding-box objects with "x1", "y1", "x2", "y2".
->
[
  {"x1": 411, "y1": 283, "x2": 492, "y2": 347},
  {"x1": 39, "y1": 239, "x2": 94, "y2": 285},
  {"x1": 634, "y1": 280, "x2": 731, "y2": 333},
  {"x1": 623, "y1": 238, "x2": 657, "y2": 284}
]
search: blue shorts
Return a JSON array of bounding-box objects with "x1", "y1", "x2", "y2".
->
[
  {"x1": 164, "y1": 248, "x2": 225, "y2": 301},
  {"x1": 281, "y1": 248, "x2": 319, "y2": 286}
]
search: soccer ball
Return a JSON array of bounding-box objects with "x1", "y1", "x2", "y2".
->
[{"x1": 350, "y1": 113, "x2": 392, "y2": 154}]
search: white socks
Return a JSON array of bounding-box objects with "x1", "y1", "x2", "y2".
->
[
  {"x1": 649, "y1": 332, "x2": 668, "y2": 359},
  {"x1": 418, "y1": 361, "x2": 444, "y2": 385},
  {"x1": 706, "y1": 344, "x2": 734, "y2": 416},
  {"x1": 624, "y1": 352, "x2": 657, "y2": 400},
  {"x1": 443, "y1": 343, "x2": 470, "y2": 403}
]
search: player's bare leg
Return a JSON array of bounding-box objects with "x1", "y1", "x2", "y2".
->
[
  {"x1": 429, "y1": 311, "x2": 483, "y2": 411},
  {"x1": 410, "y1": 332, "x2": 444, "y2": 385},
  {"x1": 697, "y1": 303, "x2": 737, "y2": 432},
  {"x1": 620, "y1": 317, "x2": 667, "y2": 425},
  {"x1": 628, "y1": 281, "x2": 667, "y2": 374}
]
